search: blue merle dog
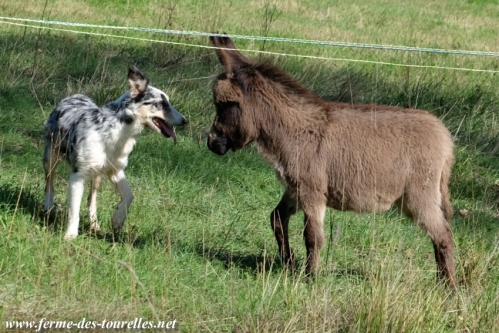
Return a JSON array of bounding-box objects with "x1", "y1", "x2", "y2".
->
[{"x1": 43, "y1": 67, "x2": 188, "y2": 239}]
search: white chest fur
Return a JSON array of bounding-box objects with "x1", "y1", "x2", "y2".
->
[{"x1": 78, "y1": 121, "x2": 142, "y2": 177}]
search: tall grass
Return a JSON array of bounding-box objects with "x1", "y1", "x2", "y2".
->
[{"x1": 1, "y1": 0, "x2": 499, "y2": 332}]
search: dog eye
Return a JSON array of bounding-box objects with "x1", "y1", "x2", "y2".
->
[
  {"x1": 162, "y1": 101, "x2": 170, "y2": 110},
  {"x1": 142, "y1": 101, "x2": 153, "y2": 105}
]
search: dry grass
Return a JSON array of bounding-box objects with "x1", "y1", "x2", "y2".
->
[{"x1": 0, "y1": 0, "x2": 499, "y2": 332}]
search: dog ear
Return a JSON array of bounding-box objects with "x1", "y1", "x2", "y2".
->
[
  {"x1": 210, "y1": 33, "x2": 250, "y2": 73},
  {"x1": 128, "y1": 66, "x2": 149, "y2": 98}
]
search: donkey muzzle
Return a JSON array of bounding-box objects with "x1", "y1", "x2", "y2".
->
[{"x1": 207, "y1": 127, "x2": 229, "y2": 155}]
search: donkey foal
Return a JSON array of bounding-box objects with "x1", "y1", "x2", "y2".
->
[{"x1": 207, "y1": 36, "x2": 456, "y2": 289}]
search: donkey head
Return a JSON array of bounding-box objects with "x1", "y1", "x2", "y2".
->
[{"x1": 207, "y1": 35, "x2": 259, "y2": 155}]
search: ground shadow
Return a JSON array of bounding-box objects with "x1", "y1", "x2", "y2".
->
[
  {"x1": 0, "y1": 183, "x2": 43, "y2": 221},
  {"x1": 194, "y1": 243, "x2": 286, "y2": 274}
]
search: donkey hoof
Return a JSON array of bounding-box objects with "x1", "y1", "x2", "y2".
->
[
  {"x1": 281, "y1": 250, "x2": 296, "y2": 267},
  {"x1": 111, "y1": 230, "x2": 122, "y2": 243}
]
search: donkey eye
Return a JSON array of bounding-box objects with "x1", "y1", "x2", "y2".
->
[{"x1": 216, "y1": 101, "x2": 239, "y2": 113}]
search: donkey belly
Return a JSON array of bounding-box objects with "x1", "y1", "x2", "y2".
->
[{"x1": 326, "y1": 187, "x2": 400, "y2": 213}]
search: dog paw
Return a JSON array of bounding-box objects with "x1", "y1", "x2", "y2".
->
[
  {"x1": 89, "y1": 222, "x2": 101, "y2": 232},
  {"x1": 43, "y1": 206, "x2": 57, "y2": 222},
  {"x1": 64, "y1": 233, "x2": 78, "y2": 240},
  {"x1": 44, "y1": 211, "x2": 56, "y2": 222}
]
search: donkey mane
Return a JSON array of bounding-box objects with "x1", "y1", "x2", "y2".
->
[
  {"x1": 255, "y1": 62, "x2": 321, "y2": 100},
  {"x1": 231, "y1": 60, "x2": 325, "y2": 106}
]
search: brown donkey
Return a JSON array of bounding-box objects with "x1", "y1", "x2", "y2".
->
[{"x1": 207, "y1": 36, "x2": 456, "y2": 288}]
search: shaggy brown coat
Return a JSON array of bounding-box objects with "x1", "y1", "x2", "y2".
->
[{"x1": 207, "y1": 36, "x2": 456, "y2": 288}]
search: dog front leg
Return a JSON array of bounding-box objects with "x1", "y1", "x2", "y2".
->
[
  {"x1": 65, "y1": 172, "x2": 85, "y2": 240},
  {"x1": 110, "y1": 170, "x2": 134, "y2": 233}
]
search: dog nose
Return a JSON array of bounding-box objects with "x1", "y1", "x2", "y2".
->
[{"x1": 182, "y1": 117, "x2": 189, "y2": 125}]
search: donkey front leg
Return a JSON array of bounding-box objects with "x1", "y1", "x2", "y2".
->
[
  {"x1": 110, "y1": 170, "x2": 134, "y2": 233},
  {"x1": 270, "y1": 191, "x2": 298, "y2": 267},
  {"x1": 65, "y1": 172, "x2": 86, "y2": 240},
  {"x1": 301, "y1": 197, "x2": 326, "y2": 275}
]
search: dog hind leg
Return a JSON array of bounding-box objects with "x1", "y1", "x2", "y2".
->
[
  {"x1": 43, "y1": 145, "x2": 59, "y2": 221},
  {"x1": 65, "y1": 172, "x2": 86, "y2": 240},
  {"x1": 88, "y1": 173, "x2": 102, "y2": 232}
]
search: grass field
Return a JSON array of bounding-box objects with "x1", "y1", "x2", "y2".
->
[{"x1": 1, "y1": 0, "x2": 499, "y2": 332}]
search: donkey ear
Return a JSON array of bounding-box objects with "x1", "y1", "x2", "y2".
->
[
  {"x1": 128, "y1": 66, "x2": 149, "y2": 98},
  {"x1": 210, "y1": 34, "x2": 250, "y2": 72}
]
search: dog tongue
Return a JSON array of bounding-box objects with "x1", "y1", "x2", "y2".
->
[{"x1": 155, "y1": 118, "x2": 177, "y2": 144}]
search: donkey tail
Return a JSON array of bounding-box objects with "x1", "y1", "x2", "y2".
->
[{"x1": 440, "y1": 154, "x2": 454, "y2": 223}]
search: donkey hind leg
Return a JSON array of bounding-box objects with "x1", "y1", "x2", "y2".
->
[
  {"x1": 65, "y1": 172, "x2": 86, "y2": 240},
  {"x1": 440, "y1": 170, "x2": 454, "y2": 223},
  {"x1": 270, "y1": 191, "x2": 298, "y2": 267},
  {"x1": 302, "y1": 197, "x2": 326, "y2": 275},
  {"x1": 43, "y1": 145, "x2": 60, "y2": 221},
  {"x1": 88, "y1": 173, "x2": 102, "y2": 232},
  {"x1": 110, "y1": 170, "x2": 134, "y2": 234},
  {"x1": 399, "y1": 188, "x2": 456, "y2": 289}
]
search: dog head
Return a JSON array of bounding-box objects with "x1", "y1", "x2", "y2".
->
[{"x1": 128, "y1": 66, "x2": 188, "y2": 143}]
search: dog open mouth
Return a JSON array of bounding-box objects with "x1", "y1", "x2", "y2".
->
[{"x1": 153, "y1": 117, "x2": 177, "y2": 144}]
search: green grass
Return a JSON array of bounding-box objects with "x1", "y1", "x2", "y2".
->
[{"x1": 1, "y1": 0, "x2": 499, "y2": 332}]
